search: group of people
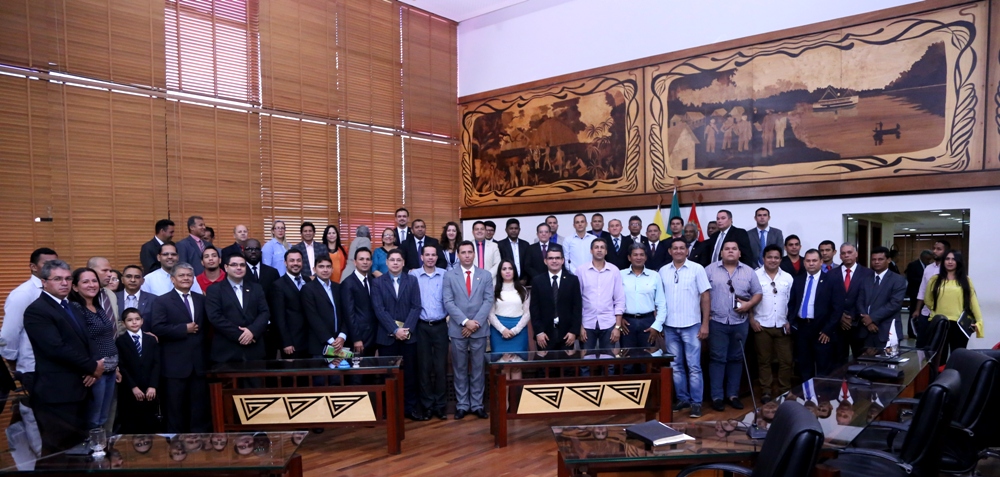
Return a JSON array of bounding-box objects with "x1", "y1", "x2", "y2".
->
[{"x1": 1, "y1": 205, "x2": 984, "y2": 456}]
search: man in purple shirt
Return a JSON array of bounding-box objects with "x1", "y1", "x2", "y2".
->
[{"x1": 577, "y1": 240, "x2": 625, "y2": 352}]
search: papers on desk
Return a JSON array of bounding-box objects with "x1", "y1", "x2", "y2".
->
[{"x1": 625, "y1": 420, "x2": 694, "y2": 446}]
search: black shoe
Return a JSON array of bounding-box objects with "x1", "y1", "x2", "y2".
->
[
  {"x1": 689, "y1": 404, "x2": 703, "y2": 418},
  {"x1": 454, "y1": 409, "x2": 467, "y2": 420},
  {"x1": 761, "y1": 394, "x2": 772, "y2": 404},
  {"x1": 433, "y1": 410, "x2": 448, "y2": 420},
  {"x1": 712, "y1": 399, "x2": 725, "y2": 412},
  {"x1": 473, "y1": 408, "x2": 488, "y2": 419},
  {"x1": 415, "y1": 412, "x2": 430, "y2": 421},
  {"x1": 404, "y1": 412, "x2": 419, "y2": 421},
  {"x1": 728, "y1": 397, "x2": 744, "y2": 410},
  {"x1": 672, "y1": 401, "x2": 691, "y2": 412}
]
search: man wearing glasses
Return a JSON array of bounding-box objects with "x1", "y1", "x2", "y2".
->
[
  {"x1": 749, "y1": 245, "x2": 794, "y2": 404},
  {"x1": 658, "y1": 238, "x2": 711, "y2": 418},
  {"x1": 704, "y1": 238, "x2": 762, "y2": 412}
]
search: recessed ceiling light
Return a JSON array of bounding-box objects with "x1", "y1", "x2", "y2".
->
[
  {"x1": 939, "y1": 213, "x2": 951, "y2": 216},
  {"x1": 929, "y1": 210, "x2": 942, "y2": 213}
]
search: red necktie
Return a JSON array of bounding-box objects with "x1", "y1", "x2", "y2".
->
[
  {"x1": 477, "y1": 242, "x2": 484, "y2": 269},
  {"x1": 844, "y1": 268, "x2": 851, "y2": 291},
  {"x1": 466, "y1": 270, "x2": 472, "y2": 297}
]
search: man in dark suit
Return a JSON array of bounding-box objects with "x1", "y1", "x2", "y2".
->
[
  {"x1": 529, "y1": 245, "x2": 582, "y2": 351},
  {"x1": 371, "y1": 249, "x2": 422, "y2": 419},
  {"x1": 605, "y1": 218, "x2": 630, "y2": 270},
  {"x1": 270, "y1": 249, "x2": 308, "y2": 359},
  {"x1": 302, "y1": 255, "x2": 347, "y2": 388},
  {"x1": 698, "y1": 210, "x2": 755, "y2": 268},
  {"x1": 787, "y1": 250, "x2": 842, "y2": 379},
  {"x1": 140, "y1": 219, "x2": 174, "y2": 274},
  {"x1": 292, "y1": 222, "x2": 328, "y2": 280},
  {"x1": 392, "y1": 207, "x2": 412, "y2": 246},
  {"x1": 176, "y1": 215, "x2": 210, "y2": 275},
  {"x1": 341, "y1": 248, "x2": 377, "y2": 360},
  {"x1": 117, "y1": 265, "x2": 155, "y2": 331},
  {"x1": 497, "y1": 218, "x2": 530, "y2": 282},
  {"x1": 903, "y1": 250, "x2": 933, "y2": 337},
  {"x1": 23, "y1": 260, "x2": 104, "y2": 455},
  {"x1": 588, "y1": 213, "x2": 613, "y2": 242},
  {"x1": 826, "y1": 243, "x2": 873, "y2": 361},
  {"x1": 622, "y1": 216, "x2": 649, "y2": 250},
  {"x1": 746, "y1": 207, "x2": 784, "y2": 267},
  {"x1": 523, "y1": 223, "x2": 554, "y2": 285},
  {"x1": 220, "y1": 224, "x2": 249, "y2": 262},
  {"x1": 779, "y1": 235, "x2": 806, "y2": 278},
  {"x1": 115, "y1": 309, "x2": 160, "y2": 434},
  {"x1": 402, "y1": 219, "x2": 440, "y2": 272},
  {"x1": 644, "y1": 223, "x2": 669, "y2": 271},
  {"x1": 241, "y1": 239, "x2": 280, "y2": 360},
  {"x1": 854, "y1": 247, "x2": 907, "y2": 353},
  {"x1": 149, "y1": 263, "x2": 210, "y2": 433},
  {"x1": 205, "y1": 254, "x2": 270, "y2": 367}
]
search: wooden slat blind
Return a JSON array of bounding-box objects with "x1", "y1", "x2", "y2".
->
[
  {"x1": 401, "y1": 5, "x2": 457, "y2": 138},
  {"x1": 341, "y1": 128, "x2": 401, "y2": 245},
  {"x1": 405, "y1": 138, "x2": 459, "y2": 236},
  {"x1": 342, "y1": 0, "x2": 401, "y2": 128},
  {"x1": 0, "y1": 1, "x2": 56, "y2": 71}
]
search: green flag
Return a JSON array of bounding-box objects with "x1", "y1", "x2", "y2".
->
[{"x1": 666, "y1": 188, "x2": 681, "y2": 236}]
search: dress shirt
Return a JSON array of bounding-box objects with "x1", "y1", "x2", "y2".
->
[
  {"x1": 915, "y1": 262, "x2": 940, "y2": 315},
  {"x1": 228, "y1": 278, "x2": 244, "y2": 308},
  {"x1": 507, "y1": 238, "x2": 522, "y2": 273},
  {"x1": 752, "y1": 268, "x2": 793, "y2": 328},
  {"x1": 287, "y1": 272, "x2": 306, "y2": 290},
  {"x1": 174, "y1": 288, "x2": 196, "y2": 320},
  {"x1": 565, "y1": 233, "x2": 596, "y2": 271},
  {"x1": 705, "y1": 261, "x2": 762, "y2": 325},
  {"x1": 821, "y1": 262, "x2": 836, "y2": 273},
  {"x1": 660, "y1": 260, "x2": 712, "y2": 328},
  {"x1": 840, "y1": 263, "x2": 857, "y2": 284},
  {"x1": 155, "y1": 236, "x2": 164, "y2": 246},
  {"x1": 303, "y1": 242, "x2": 316, "y2": 273},
  {"x1": 142, "y1": 268, "x2": 202, "y2": 295},
  {"x1": 711, "y1": 227, "x2": 731, "y2": 262},
  {"x1": 609, "y1": 235, "x2": 623, "y2": 253},
  {"x1": 122, "y1": 291, "x2": 142, "y2": 310},
  {"x1": 261, "y1": 238, "x2": 289, "y2": 276},
  {"x1": 577, "y1": 261, "x2": 625, "y2": 330},
  {"x1": 799, "y1": 271, "x2": 822, "y2": 319},
  {"x1": 410, "y1": 268, "x2": 446, "y2": 322},
  {"x1": 629, "y1": 235, "x2": 643, "y2": 244},
  {"x1": 319, "y1": 279, "x2": 347, "y2": 340},
  {"x1": 0, "y1": 275, "x2": 43, "y2": 373},
  {"x1": 754, "y1": 227, "x2": 769, "y2": 265},
  {"x1": 621, "y1": 267, "x2": 667, "y2": 331},
  {"x1": 397, "y1": 227, "x2": 408, "y2": 244}
]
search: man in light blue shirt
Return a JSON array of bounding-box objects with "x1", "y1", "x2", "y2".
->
[
  {"x1": 659, "y1": 237, "x2": 712, "y2": 418},
  {"x1": 410, "y1": 244, "x2": 448, "y2": 420},
  {"x1": 619, "y1": 243, "x2": 666, "y2": 373},
  {"x1": 565, "y1": 213, "x2": 596, "y2": 272},
  {"x1": 261, "y1": 220, "x2": 291, "y2": 276}
]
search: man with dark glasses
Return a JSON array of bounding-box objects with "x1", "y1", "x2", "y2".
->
[{"x1": 749, "y1": 245, "x2": 794, "y2": 403}]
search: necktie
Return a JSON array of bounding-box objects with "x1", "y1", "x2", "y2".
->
[
  {"x1": 477, "y1": 242, "x2": 484, "y2": 269},
  {"x1": 844, "y1": 268, "x2": 852, "y2": 291},
  {"x1": 60, "y1": 299, "x2": 85, "y2": 335},
  {"x1": 182, "y1": 293, "x2": 194, "y2": 322},
  {"x1": 541, "y1": 243, "x2": 547, "y2": 256},
  {"x1": 400, "y1": 229, "x2": 406, "y2": 243},
  {"x1": 393, "y1": 276, "x2": 399, "y2": 297},
  {"x1": 551, "y1": 275, "x2": 559, "y2": 304},
  {"x1": 133, "y1": 334, "x2": 142, "y2": 357},
  {"x1": 465, "y1": 271, "x2": 472, "y2": 297},
  {"x1": 613, "y1": 237, "x2": 620, "y2": 252},
  {"x1": 126, "y1": 294, "x2": 137, "y2": 309},
  {"x1": 251, "y1": 265, "x2": 259, "y2": 280},
  {"x1": 417, "y1": 239, "x2": 423, "y2": 252},
  {"x1": 759, "y1": 230, "x2": 767, "y2": 265},
  {"x1": 651, "y1": 242, "x2": 656, "y2": 255},
  {"x1": 295, "y1": 275, "x2": 304, "y2": 290},
  {"x1": 197, "y1": 238, "x2": 204, "y2": 252},
  {"x1": 800, "y1": 276, "x2": 814, "y2": 318},
  {"x1": 100, "y1": 291, "x2": 113, "y2": 317},
  {"x1": 363, "y1": 276, "x2": 370, "y2": 295},
  {"x1": 875, "y1": 275, "x2": 881, "y2": 286},
  {"x1": 713, "y1": 231, "x2": 726, "y2": 261}
]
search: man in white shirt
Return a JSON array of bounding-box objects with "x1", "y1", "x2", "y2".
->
[
  {"x1": 293, "y1": 222, "x2": 329, "y2": 279},
  {"x1": 142, "y1": 243, "x2": 203, "y2": 295},
  {"x1": 912, "y1": 239, "x2": 949, "y2": 339},
  {"x1": 565, "y1": 213, "x2": 596, "y2": 272},
  {"x1": 750, "y1": 245, "x2": 794, "y2": 402},
  {"x1": 394, "y1": 207, "x2": 411, "y2": 245},
  {"x1": 470, "y1": 221, "x2": 501, "y2": 279}
]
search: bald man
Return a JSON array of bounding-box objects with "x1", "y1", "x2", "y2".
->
[{"x1": 221, "y1": 225, "x2": 249, "y2": 261}]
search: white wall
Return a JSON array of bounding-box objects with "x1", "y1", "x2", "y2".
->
[
  {"x1": 458, "y1": 0, "x2": 917, "y2": 96},
  {"x1": 463, "y1": 189, "x2": 1000, "y2": 348}
]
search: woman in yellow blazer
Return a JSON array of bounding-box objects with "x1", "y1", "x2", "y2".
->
[{"x1": 924, "y1": 250, "x2": 983, "y2": 362}]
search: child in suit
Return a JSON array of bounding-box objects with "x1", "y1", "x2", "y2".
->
[{"x1": 115, "y1": 308, "x2": 161, "y2": 434}]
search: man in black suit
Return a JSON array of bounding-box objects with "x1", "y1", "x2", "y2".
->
[
  {"x1": 826, "y1": 243, "x2": 873, "y2": 361},
  {"x1": 588, "y1": 213, "x2": 613, "y2": 242},
  {"x1": 371, "y1": 249, "x2": 422, "y2": 419},
  {"x1": 855, "y1": 247, "x2": 907, "y2": 353},
  {"x1": 117, "y1": 265, "x2": 155, "y2": 330},
  {"x1": 243, "y1": 238, "x2": 280, "y2": 360},
  {"x1": 496, "y1": 218, "x2": 530, "y2": 282},
  {"x1": 903, "y1": 250, "x2": 933, "y2": 337},
  {"x1": 220, "y1": 224, "x2": 249, "y2": 261},
  {"x1": 530, "y1": 245, "x2": 582, "y2": 351},
  {"x1": 270, "y1": 249, "x2": 309, "y2": 359},
  {"x1": 205, "y1": 254, "x2": 270, "y2": 368},
  {"x1": 698, "y1": 210, "x2": 755, "y2": 268},
  {"x1": 301, "y1": 255, "x2": 347, "y2": 365},
  {"x1": 787, "y1": 250, "x2": 842, "y2": 379},
  {"x1": 779, "y1": 235, "x2": 806, "y2": 278},
  {"x1": 402, "y1": 219, "x2": 440, "y2": 272},
  {"x1": 644, "y1": 223, "x2": 669, "y2": 271},
  {"x1": 341, "y1": 248, "x2": 377, "y2": 360},
  {"x1": 23, "y1": 260, "x2": 104, "y2": 455},
  {"x1": 176, "y1": 215, "x2": 210, "y2": 275},
  {"x1": 140, "y1": 219, "x2": 174, "y2": 274},
  {"x1": 523, "y1": 223, "x2": 554, "y2": 285},
  {"x1": 149, "y1": 263, "x2": 210, "y2": 433},
  {"x1": 115, "y1": 309, "x2": 160, "y2": 434},
  {"x1": 622, "y1": 216, "x2": 649, "y2": 250},
  {"x1": 392, "y1": 207, "x2": 412, "y2": 246},
  {"x1": 605, "y1": 218, "x2": 630, "y2": 270}
]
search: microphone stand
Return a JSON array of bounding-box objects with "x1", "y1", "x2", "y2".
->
[{"x1": 738, "y1": 338, "x2": 768, "y2": 440}]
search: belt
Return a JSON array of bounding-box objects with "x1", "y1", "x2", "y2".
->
[
  {"x1": 420, "y1": 319, "x2": 446, "y2": 326},
  {"x1": 623, "y1": 312, "x2": 654, "y2": 320}
]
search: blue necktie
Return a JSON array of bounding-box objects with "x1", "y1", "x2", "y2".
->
[
  {"x1": 800, "y1": 275, "x2": 814, "y2": 319},
  {"x1": 60, "y1": 299, "x2": 85, "y2": 335},
  {"x1": 759, "y1": 230, "x2": 767, "y2": 266},
  {"x1": 133, "y1": 334, "x2": 142, "y2": 357}
]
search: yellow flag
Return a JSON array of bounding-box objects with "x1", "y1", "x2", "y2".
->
[{"x1": 653, "y1": 204, "x2": 666, "y2": 237}]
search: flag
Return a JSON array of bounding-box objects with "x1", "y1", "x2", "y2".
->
[
  {"x1": 668, "y1": 188, "x2": 681, "y2": 222},
  {"x1": 688, "y1": 202, "x2": 705, "y2": 241},
  {"x1": 652, "y1": 205, "x2": 665, "y2": 238}
]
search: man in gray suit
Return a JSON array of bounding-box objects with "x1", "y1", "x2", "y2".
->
[
  {"x1": 746, "y1": 207, "x2": 784, "y2": 268},
  {"x1": 443, "y1": 240, "x2": 493, "y2": 420},
  {"x1": 854, "y1": 246, "x2": 906, "y2": 354},
  {"x1": 176, "y1": 216, "x2": 210, "y2": 275}
]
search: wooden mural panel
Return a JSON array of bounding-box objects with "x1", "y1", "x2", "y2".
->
[{"x1": 987, "y1": 0, "x2": 1000, "y2": 170}]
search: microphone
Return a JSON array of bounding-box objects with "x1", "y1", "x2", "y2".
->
[{"x1": 737, "y1": 338, "x2": 768, "y2": 440}]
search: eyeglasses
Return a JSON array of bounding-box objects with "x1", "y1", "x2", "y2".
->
[
  {"x1": 727, "y1": 279, "x2": 735, "y2": 294},
  {"x1": 770, "y1": 281, "x2": 778, "y2": 294}
]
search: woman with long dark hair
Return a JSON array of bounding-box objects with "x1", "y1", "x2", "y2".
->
[
  {"x1": 322, "y1": 224, "x2": 347, "y2": 283},
  {"x1": 925, "y1": 250, "x2": 983, "y2": 361},
  {"x1": 489, "y1": 260, "x2": 530, "y2": 374},
  {"x1": 438, "y1": 222, "x2": 462, "y2": 271},
  {"x1": 69, "y1": 267, "x2": 119, "y2": 430},
  {"x1": 372, "y1": 228, "x2": 396, "y2": 278}
]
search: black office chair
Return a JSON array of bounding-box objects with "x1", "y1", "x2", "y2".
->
[
  {"x1": 676, "y1": 402, "x2": 824, "y2": 477},
  {"x1": 970, "y1": 349, "x2": 1000, "y2": 461},
  {"x1": 823, "y1": 369, "x2": 962, "y2": 477}
]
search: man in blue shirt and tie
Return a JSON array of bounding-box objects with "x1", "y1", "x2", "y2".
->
[{"x1": 788, "y1": 249, "x2": 839, "y2": 379}]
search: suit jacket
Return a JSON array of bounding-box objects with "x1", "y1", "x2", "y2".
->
[
  {"x1": 150, "y1": 290, "x2": 207, "y2": 379},
  {"x1": 497, "y1": 237, "x2": 531, "y2": 280},
  {"x1": 23, "y1": 295, "x2": 98, "y2": 403},
  {"x1": 205, "y1": 280, "x2": 269, "y2": 363},
  {"x1": 270, "y1": 275, "x2": 307, "y2": 353},
  {"x1": 534, "y1": 233, "x2": 567, "y2": 246},
  {"x1": 780, "y1": 256, "x2": 807, "y2": 278},
  {"x1": 176, "y1": 235, "x2": 209, "y2": 275},
  {"x1": 140, "y1": 238, "x2": 162, "y2": 274},
  {"x1": 788, "y1": 272, "x2": 843, "y2": 337},
  {"x1": 371, "y1": 273, "x2": 422, "y2": 346},
  {"x1": 392, "y1": 227, "x2": 412, "y2": 249},
  {"x1": 402, "y1": 235, "x2": 441, "y2": 272},
  {"x1": 442, "y1": 266, "x2": 493, "y2": 340},
  {"x1": 115, "y1": 333, "x2": 160, "y2": 391},
  {"x1": 529, "y1": 271, "x2": 582, "y2": 346},
  {"x1": 523, "y1": 243, "x2": 550, "y2": 286},
  {"x1": 645, "y1": 241, "x2": 670, "y2": 271},
  {"x1": 340, "y1": 272, "x2": 377, "y2": 350},
  {"x1": 292, "y1": 241, "x2": 330, "y2": 279},
  {"x1": 245, "y1": 263, "x2": 279, "y2": 299},
  {"x1": 698, "y1": 227, "x2": 755, "y2": 268},
  {"x1": 473, "y1": 240, "x2": 502, "y2": 280},
  {"x1": 855, "y1": 270, "x2": 907, "y2": 342},
  {"x1": 301, "y1": 278, "x2": 346, "y2": 355},
  {"x1": 116, "y1": 290, "x2": 155, "y2": 332},
  {"x1": 605, "y1": 236, "x2": 631, "y2": 270},
  {"x1": 220, "y1": 242, "x2": 245, "y2": 261},
  {"x1": 746, "y1": 227, "x2": 785, "y2": 266},
  {"x1": 903, "y1": 259, "x2": 926, "y2": 308},
  {"x1": 826, "y1": 264, "x2": 873, "y2": 327}
]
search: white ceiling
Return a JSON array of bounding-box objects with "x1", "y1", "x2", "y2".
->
[{"x1": 398, "y1": 0, "x2": 531, "y2": 22}]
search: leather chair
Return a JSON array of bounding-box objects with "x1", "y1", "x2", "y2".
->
[
  {"x1": 823, "y1": 369, "x2": 962, "y2": 477},
  {"x1": 677, "y1": 401, "x2": 824, "y2": 477}
]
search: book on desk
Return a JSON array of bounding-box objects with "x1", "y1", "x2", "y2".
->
[{"x1": 626, "y1": 420, "x2": 694, "y2": 447}]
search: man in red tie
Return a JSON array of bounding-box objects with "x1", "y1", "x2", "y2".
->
[
  {"x1": 470, "y1": 221, "x2": 500, "y2": 280},
  {"x1": 830, "y1": 243, "x2": 872, "y2": 364}
]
